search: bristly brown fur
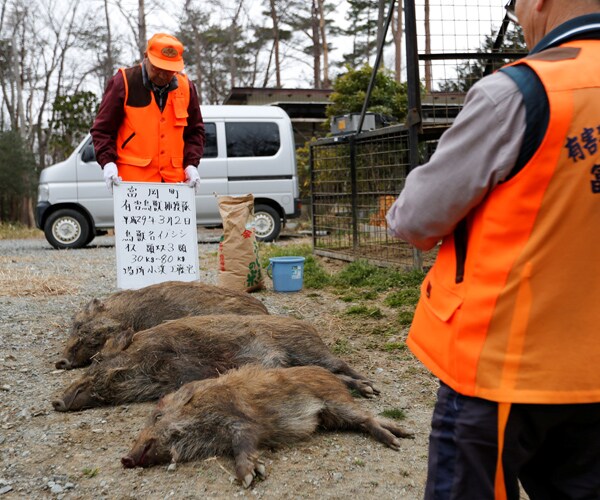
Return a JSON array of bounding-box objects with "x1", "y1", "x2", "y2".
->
[
  {"x1": 57, "y1": 281, "x2": 269, "y2": 369},
  {"x1": 52, "y1": 315, "x2": 380, "y2": 412},
  {"x1": 123, "y1": 365, "x2": 413, "y2": 488}
]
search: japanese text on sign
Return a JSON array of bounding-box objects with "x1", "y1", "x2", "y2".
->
[{"x1": 114, "y1": 182, "x2": 199, "y2": 289}]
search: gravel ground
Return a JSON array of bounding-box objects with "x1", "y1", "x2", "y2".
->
[{"x1": 0, "y1": 232, "x2": 437, "y2": 499}]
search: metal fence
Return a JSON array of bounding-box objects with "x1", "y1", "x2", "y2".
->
[{"x1": 310, "y1": 0, "x2": 527, "y2": 268}]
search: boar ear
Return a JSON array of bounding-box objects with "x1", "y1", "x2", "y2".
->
[
  {"x1": 175, "y1": 384, "x2": 196, "y2": 406},
  {"x1": 86, "y1": 298, "x2": 105, "y2": 314}
]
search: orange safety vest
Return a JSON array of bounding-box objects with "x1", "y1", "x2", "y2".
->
[
  {"x1": 116, "y1": 65, "x2": 190, "y2": 182},
  {"x1": 407, "y1": 40, "x2": 600, "y2": 404}
]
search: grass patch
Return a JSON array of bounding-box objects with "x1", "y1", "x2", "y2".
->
[
  {"x1": 0, "y1": 223, "x2": 42, "y2": 240},
  {"x1": 370, "y1": 325, "x2": 398, "y2": 338},
  {"x1": 331, "y1": 260, "x2": 425, "y2": 292},
  {"x1": 384, "y1": 289, "x2": 420, "y2": 308},
  {"x1": 331, "y1": 338, "x2": 352, "y2": 355},
  {"x1": 0, "y1": 268, "x2": 76, "y2": 297},
  {"x1": 337, "y1": 289, "x2": 378, "y2": 302},
  {"x1": 397, "y1": 311, "x2": 415, "y2": 326},
  {"x1": 82, "y1": 467, "x2": 99, "y2": 478},
  {"x1": 380, "y1": 408, "x2": 407, "y2": 421},
  {"x1": 259, "y1": 247, "x2": 424, "y2": 296},
  {"x1": 383, "y1": 341, "x2": 407, "y2": 352},
  {"x1": 344, "y1": 305, "x2": 384, "y2": 319}
]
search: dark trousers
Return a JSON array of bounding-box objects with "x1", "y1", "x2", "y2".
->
[{"x1": 424, "y1": 382, "x2": 600, "y2": 500}]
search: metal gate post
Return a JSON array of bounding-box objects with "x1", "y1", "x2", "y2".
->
[
  {"x1": 349, "y1": 135, "x2": 358, "y2": 251},
  {"x1": 404, "y1": 0, "x2": 423, "y2": 270}
]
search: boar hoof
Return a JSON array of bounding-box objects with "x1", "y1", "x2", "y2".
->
[
  {"x1": 55, "y1": 359, "x2": 72, "y2": 370},
  {"x1": 242, "y1": 473, "x2": 254, "y2": 489},
  {"x1": 121, "y1": 456, "x2": 136, "y2": 468},
  {"x1": 389, "y1": 438, "x2": 401, "y2": 451},
  {"x1": 52, "y1": 399, "x2": 67, "y2": 412}
]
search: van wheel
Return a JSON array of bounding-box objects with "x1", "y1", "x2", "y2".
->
[
  {"x1": 44, "y1": 209, "x2": 90, "y2": 249},
  {"x1": 254, "y1": 204, "x2": 281, "y2": 242}
]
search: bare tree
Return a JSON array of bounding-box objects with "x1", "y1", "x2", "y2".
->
[
  {"x1": 114, "y1": 0, "x2": 147, "y2": 61},
  {"x1": 311, "y1": 0, "x2": 321, "y2": 88},
  {"x1": 317, "y1": 0, "x2": 330, "y2": 87},
  {"x1": 103, "y1": 0, "x2": 115, "y2": 84},
  {"x1": 138, "y1": 0, "x2": 146, "y2": 59},
  {"x1": 267, "y1": 0, "x2": 282, "y2": 87},
  {"x1": 376, "y1": 0, "x2": 385, "y2": 59}
]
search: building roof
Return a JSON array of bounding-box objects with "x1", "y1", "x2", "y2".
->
[
  {"x1": 223, "y1": 87, "x2": 333, "y2": 105},
  {"x1": 223, "y1": 87, "x2": 333, "y2": 121}
]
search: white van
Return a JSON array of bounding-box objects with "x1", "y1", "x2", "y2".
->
[{"x1": 35, "y1": 105, "x2": 301, "y2": 249}]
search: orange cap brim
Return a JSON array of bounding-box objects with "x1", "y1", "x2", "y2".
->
[{"x1": 147, "y1": 52, "x2": 184, "y2": 72}]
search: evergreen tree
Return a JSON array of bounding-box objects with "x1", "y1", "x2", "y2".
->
[
  {"x1": 0, "y1": 130, "x2": 37, "y2": 222},
  {"x1": 327, "y1": 65, "x2": 409, "y2": 122},
  {"x1": 49, "y1": 91, "x2": 99, "y2": 160},
  {"x1": 341, "y1": 0, "x2": 380, "y2": 68}
]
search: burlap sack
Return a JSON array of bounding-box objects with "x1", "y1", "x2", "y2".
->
[{"x1": 217, "y1": 194, "x2": 264, "y2": 292}]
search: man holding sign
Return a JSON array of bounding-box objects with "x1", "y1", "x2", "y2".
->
[{"x1": 91, "y1": 33, "x2": 205, "y2": 192}]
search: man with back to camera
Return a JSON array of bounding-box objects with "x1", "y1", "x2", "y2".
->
[
  {"x1": 91, "y1": 33, "x2": 205, "y2": 193},
  {"x1": 386, "y1": 0, "x2": 600, "y2": 498}
]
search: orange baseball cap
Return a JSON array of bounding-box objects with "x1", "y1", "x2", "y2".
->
[{"x1": 146, "y1": 33, "x2": 184, "y2": 72}]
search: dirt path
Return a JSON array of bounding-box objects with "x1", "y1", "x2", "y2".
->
[{"x1": 0, "y1": 234, "x2": 437, "y2": 499}]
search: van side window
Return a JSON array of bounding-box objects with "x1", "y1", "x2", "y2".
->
[
  {"x1": 225, "y1": 122, "x2": 280, "y2": 157},
  {"x1": 203, "y1": 122, "x2": 218, "y2": 158}
]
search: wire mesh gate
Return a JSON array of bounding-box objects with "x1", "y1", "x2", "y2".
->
[{"x1": 309, "y1": 0, "x2": 527, "y2": 268}]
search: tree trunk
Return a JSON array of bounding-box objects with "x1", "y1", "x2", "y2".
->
[
  {"x1": 269, "y1": 0, "x2": 281, "y2": 87},
  {"x1": 138, "y1": 0, "x2": 146, "y2": 60},
  {"x1": 227, "y1": 0, "x2": 245, "y2": 90},
  {"x1": 376, "y1": 0, "x2": 386, "y2": 65},
  {"x1": 12, "y1": 34, "x2": 26, "y2": 136},
  {"x1": 262, "y1": 42, "x2": 275, "y2": 88},
  {"x1": 424, "y1": 0, "x2": 432, "y2": 92},
  {"x1": 103, "y1": 0, "x2": 114, "y2": 88},
  {"x1": 392, "y1": 0, "x2": 403, "y2": 82},
  {"x1": 317, "y1": 0, "x2": 330, "y2": 87},
  {"x1": 311, "y1": 0, "x2": 321, "y2": 88}
]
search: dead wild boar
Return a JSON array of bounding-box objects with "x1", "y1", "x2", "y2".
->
[
  {"x1": 56, "y1": 280, "x2": 269, "y2": 370},
  {"x1": 52, "y1": 315, "x2": 379, "y2": 412},
  {"x1": 121, "y1": 365, "x2": 413, "y2": 488}
]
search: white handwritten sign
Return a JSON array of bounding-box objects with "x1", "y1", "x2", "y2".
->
[{"x1": 113, "y1": 182, "x2": 199, "y2": 289}]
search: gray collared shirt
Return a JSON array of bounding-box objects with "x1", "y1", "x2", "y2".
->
[{"x1": 386, "y1": 72, "x2": 525, "y2": 250}]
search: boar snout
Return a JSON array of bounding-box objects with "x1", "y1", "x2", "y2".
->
[
  {"x1": 123, "y1": 438, "x2": 168, "y2": 468},
  {"x1": 121, "y1": 456, "x2": 137, "y2": 469},
  {"x1": 53, "y1": 382, "x2": 95, "y2": 412},
  {"x1": 52, "y1": 399, "x2": 68, "y2": 412},
  {"x1": 55, "y1": 358, "x2": 72, "y2": 370}
]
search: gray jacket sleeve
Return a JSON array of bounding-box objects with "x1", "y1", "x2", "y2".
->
[{"x1": 386, "y1": 72, "x2": 526, "y2": 250}]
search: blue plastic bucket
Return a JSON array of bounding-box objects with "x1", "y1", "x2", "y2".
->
[{"x1": 268, "y1": 256, "x2": 306, "y2": 292}]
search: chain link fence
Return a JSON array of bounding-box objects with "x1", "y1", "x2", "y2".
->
[{"x1": 310, "y1": 0, "x2": 527, "y2": 268}]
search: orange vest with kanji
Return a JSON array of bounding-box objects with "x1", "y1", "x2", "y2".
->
[
  {"x1": 116, "y1": 65, "x2": 190, "y2": 182},
  {"x1": 407, "y1": 40, "x2": 600, "y2": 404}
]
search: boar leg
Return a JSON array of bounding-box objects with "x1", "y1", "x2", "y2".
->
[
  {"x1": 335, "y1": 374, "x2": 377, "y2": 398},
  {"x1": 231, "y1": 428, "x2": 267, "y2": 488},
  {"x1": 321, "y1": 358, "x2": 380, "y2": 397},
  {"x1": 319, "y1": 402, "x2": 413, "y2": 450}
]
